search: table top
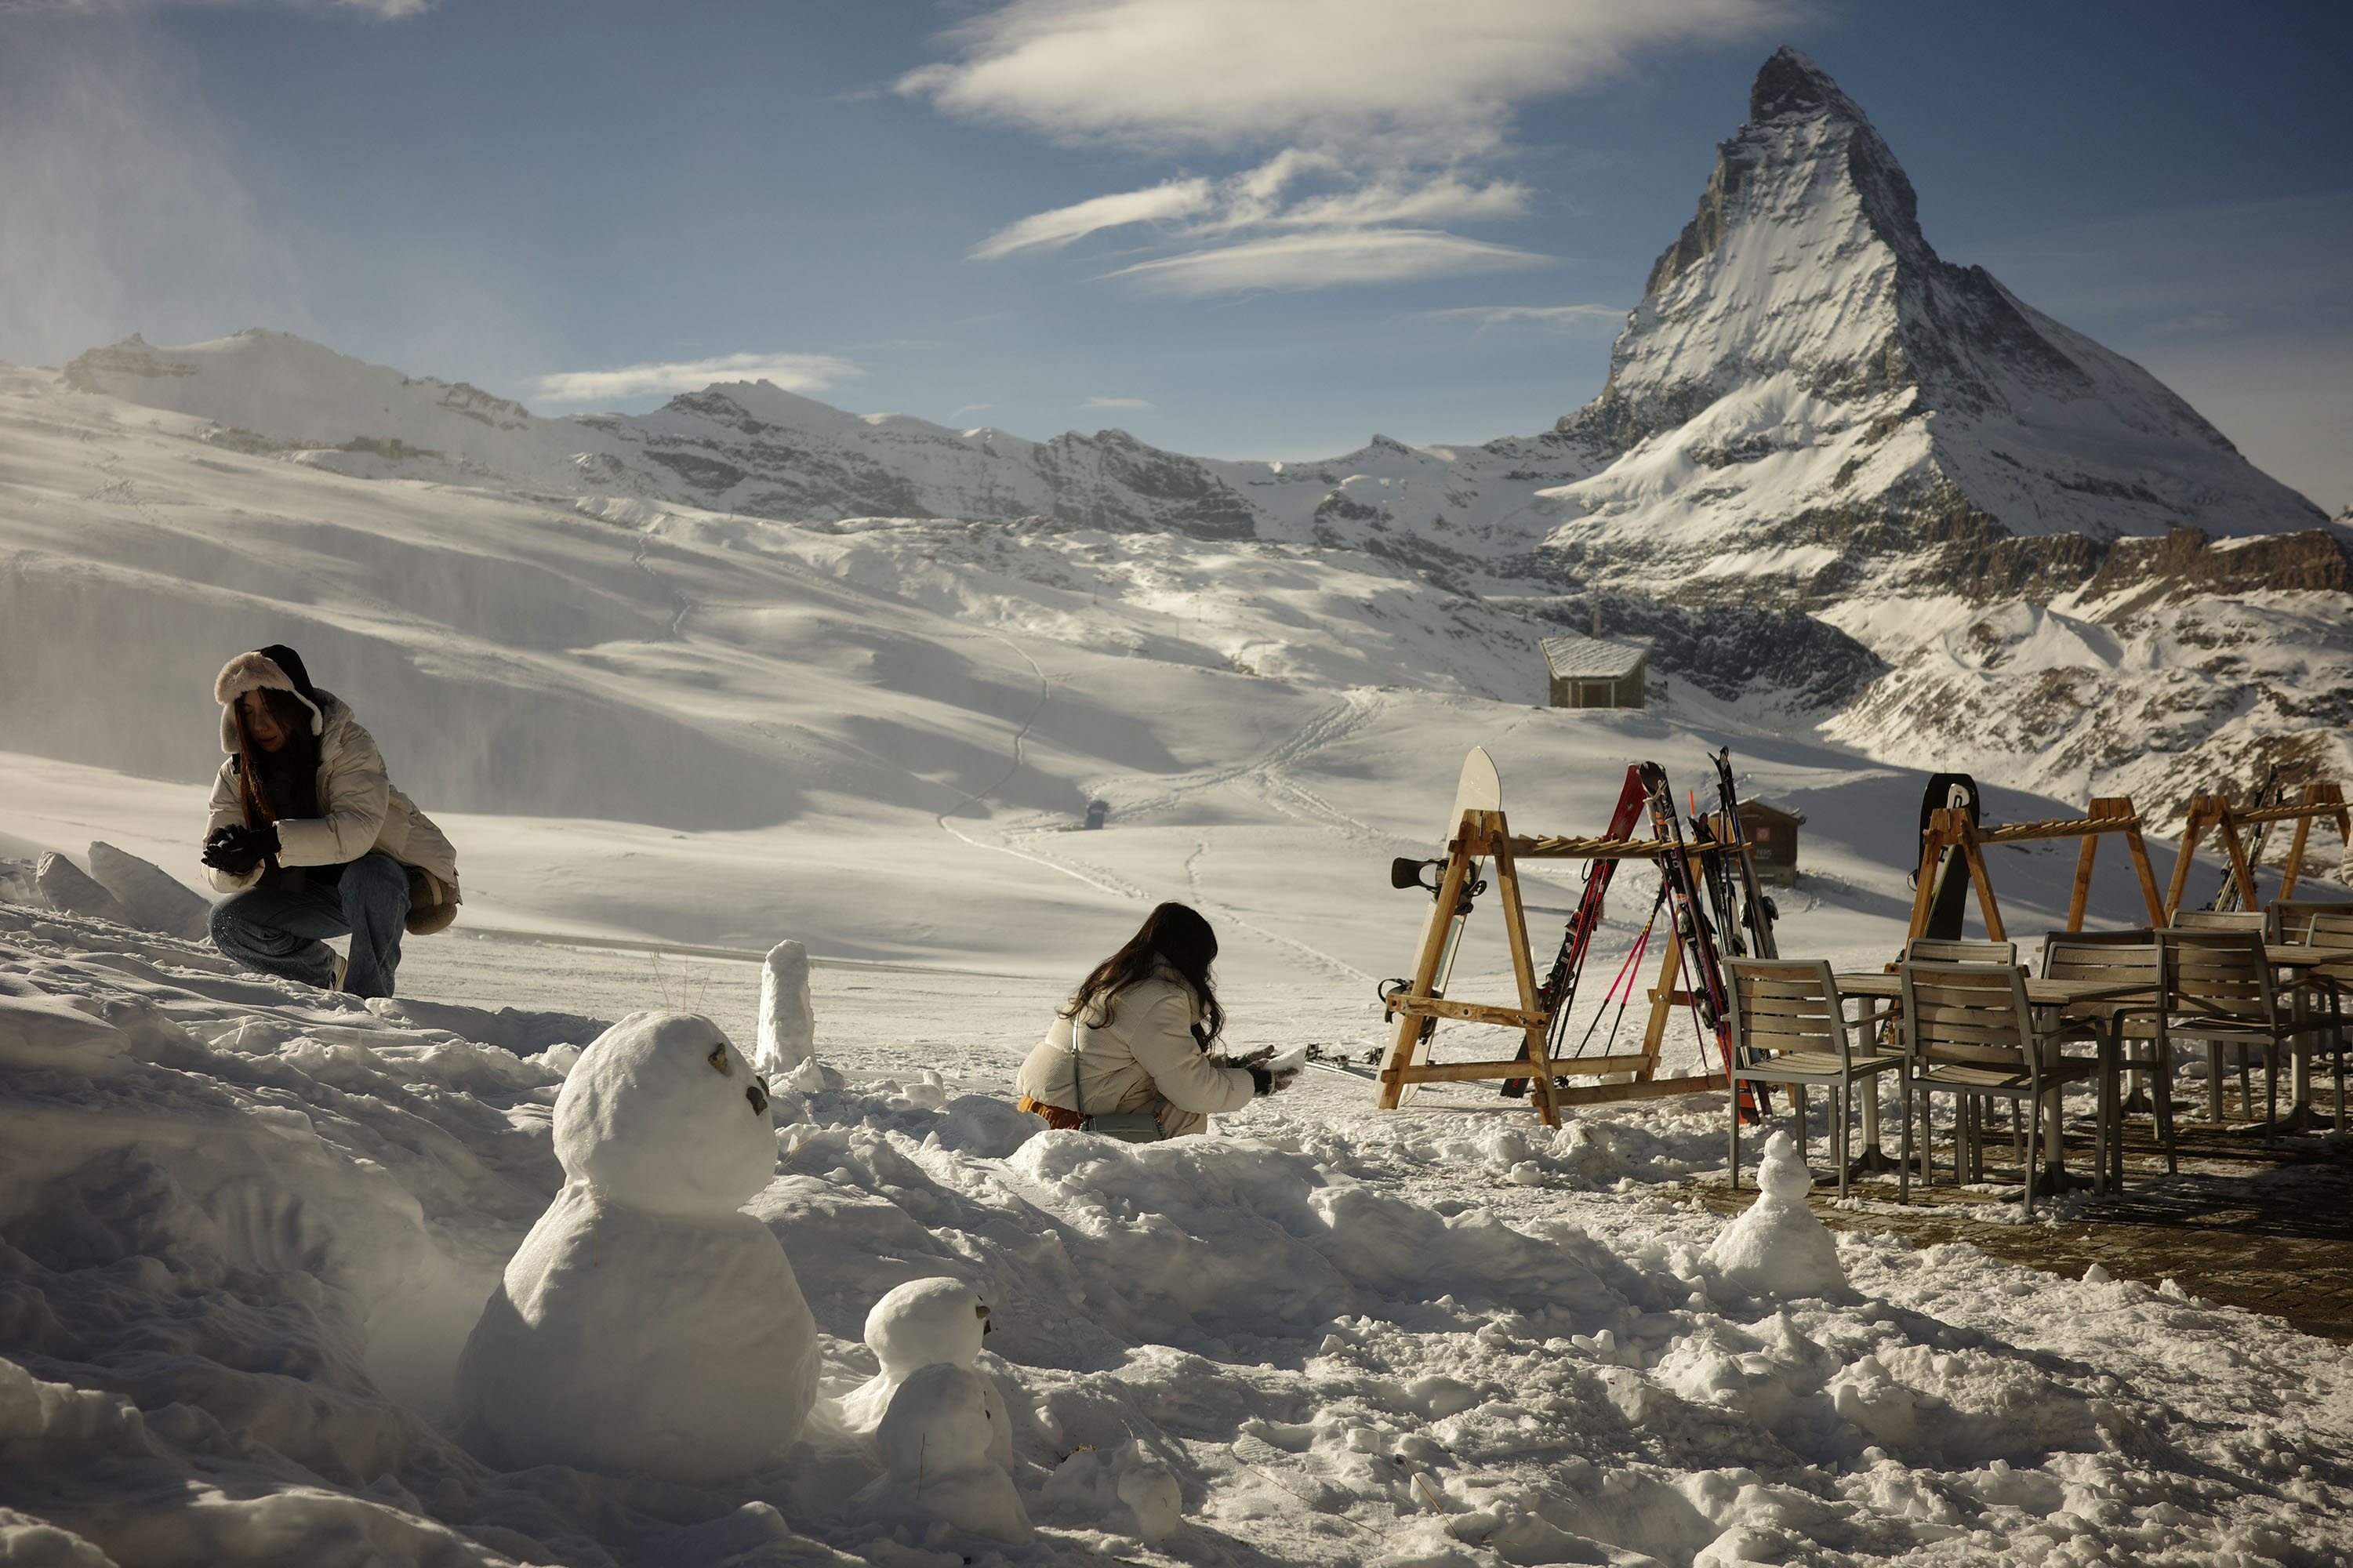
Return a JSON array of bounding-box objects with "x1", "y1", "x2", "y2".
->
[
  {"x1": 1832, "y1": 971, "x2": 2156, "y2": 1006},
  {"x1": 2266, "y1": 943, "x2": 2353, "y2": 970}
]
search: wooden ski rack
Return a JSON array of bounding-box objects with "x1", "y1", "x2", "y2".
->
[
  {"x1": 1377, "y1": 807, "x2": 1731, "y2": 1127},
  {"x1": 2161, "y1": 783, "x2": 2351, "y2": 920},
  {"x1": 1905, "y1": 797, "x2": 2165, "y2": 942}
]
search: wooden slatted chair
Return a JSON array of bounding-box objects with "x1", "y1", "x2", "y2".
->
[
  {"x1": 1907, "y1": 938, "x2": 2017, "y2": 964},
  {"x1": 2295, "y1": 913, "x2": 2353, "y2": 1130},
  {"x1": 2170, "y1": 909, "x2": 2266, "y2": 932},
  {"x1": 1726, "y1": 960, "x2": 1901, "y2": 1201},
  {"x1": 2269, "y1": 900, "x2": 2353, "y2": 943},
  {"x1": 2158, "y1": 929, "x2": 2338, "y2": 1134},
  {"x1": 1897, "y1": 960, "x2": 2103, "y2": 1216},
  {"x1": 2039, "y1": 935, "x2": 2172, "y2": 1182}
]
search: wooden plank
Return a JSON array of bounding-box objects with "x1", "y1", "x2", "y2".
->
[
  {"x1": 1639, "y1": 923, "x2": 1683, "y2": 1064},
  {"x1": 1482, "y1": 814, "x2": 1561, "y2": 1128},
  {"x1": 1392, "y1": 1052, "x2": 1657, "y2": 1084},
  {"x1": 1384, "y1": 995, "x2": 1549, "y2": 1030},
  {"x1": 2281, "y1": 808, "x2": 2314, "y2": 902},
  {"x1": 2216, "y1": 810, "x2": 2260, "y2": 912},
  {"x1": 2124, "y1": 823, "x2": 2166, "y2": 928},
  {"x1": 2163, "y1": 797, "x2": 2218, "y2": 923},
  {"x1": 1906, "y1": 816, "x2": 1948, "y2": 940},
  {"x1": 1957, "y1": 820, "x2": 2006, "y2": 942},
  {"x1": 1551, "y1": 1071, "x2": 1729, "y2": 1107},
  {"x1": 1379, "y1": 835, "x2": 1473, "y2": 1109}
]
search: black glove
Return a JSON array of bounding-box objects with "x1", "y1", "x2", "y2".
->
[{"x1": 202, "y1": 822, "x2": 278, "y2": 875}]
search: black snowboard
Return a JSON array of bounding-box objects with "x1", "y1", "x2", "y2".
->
[{"x1": 1916, "y1": 772, "x2": 1980, "y2": 941}]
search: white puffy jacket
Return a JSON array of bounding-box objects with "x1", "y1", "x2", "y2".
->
[
  {"x1": 204, "y1": 693, "x2": 461, "y2": 897},
  {"x1": 1015, "y1": 961, "x2": 1255, "y2": 1138}
]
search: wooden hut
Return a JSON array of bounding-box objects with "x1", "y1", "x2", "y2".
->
[
  {"x1": 1538, "y1": 634, "x2": 1650, "y2": 710},
  {"x1": 1738, "y1": 800, "x2": 1804, "y2": 885}
]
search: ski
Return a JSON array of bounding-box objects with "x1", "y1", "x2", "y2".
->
[
  {"x1": 1712, "y1": 747, "x2": 1779, "y2": 960},
  {"x1": 2208, "y1": 763, "x2": 2282, "y2": 913},
  {"x1": 1639, "y1": 760, "x2": 1762, "y2": 1120},
  {"x1": 1502, "y1": 764, "x2": 1647, "y2": 1098}
]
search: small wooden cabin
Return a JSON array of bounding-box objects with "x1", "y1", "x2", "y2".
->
[
  {"x1": 1539, "y1": 634, "x2": 1650, "y2": 710},
  {"x1": 1737, "y1": 800, "x2": 1804, "y2": 885}
]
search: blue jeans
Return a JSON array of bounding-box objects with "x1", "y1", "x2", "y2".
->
[{"x1": 210, "y1": 852, "x2": 411, "y2": 998}]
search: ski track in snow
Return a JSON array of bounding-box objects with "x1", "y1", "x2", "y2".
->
[{"x1": 1182, "y1": 837, "x2": 1371, "y2": 985}]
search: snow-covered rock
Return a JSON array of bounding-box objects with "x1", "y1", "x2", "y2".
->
[{"x1": 87, "y1": 840, "x2": 211, "y2": 941}]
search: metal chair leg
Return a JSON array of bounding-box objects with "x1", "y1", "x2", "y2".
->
[
  {"x1": 1898, "y1": 1077, "x2": 1912, "y2": 1205},
  {"x1": 1728, "y1": 1073, "x2": 1741, "y2": 1190},
  {"x1": 1793, "y1": 1083, "x2": 1808, "y2": 1169}
]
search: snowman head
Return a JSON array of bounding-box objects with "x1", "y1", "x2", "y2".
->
[
  {"x1": 875, "y1": 1363, "x2": 997, "y2": 1475},
  {"x1": 866, "y1": 1276, "x2": 992, "y2": 1379},
  {"x1": 555, "y1": 1011, "x2": 775, "y2": 1214},
  {"x1": 1757, "y1": 1130, "x2": 1814, "y2": 1204}
]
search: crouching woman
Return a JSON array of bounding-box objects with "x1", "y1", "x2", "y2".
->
[
  {"x1": 1015, "y1": 902, "x2": 1293, "y2": 1140},
  {"x1": 201, "y1": 645, "x2": 460, "y2": 998}
]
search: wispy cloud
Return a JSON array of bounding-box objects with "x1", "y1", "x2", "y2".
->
[
  {"x1": 1076, "y1": 395, "x2": 1153, "y2": 412},
  {"x1": 4, "y1": 0, "x2": 433, "y2": 16},
  {"x1": 1409, "y1": 302, "x2": 1628, "y2": 335},
  {"x1": 1104, "y1": 230, "x2": 1552, "y2": 297},
  {"x1": 915, "y1": 0, "x2": 1790, "y2": 295},
  {"x1": 531, "y1": 351, "x2": 861, "y2": 405}
]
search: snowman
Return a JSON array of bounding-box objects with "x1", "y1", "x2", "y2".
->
[
  {"x1": 841, "y1": 1276, "x2": 1011, "y2": 1470},
  {"x1": 449, "y1": 1011, "x2": 819, "y2": 1484},
  {"x1": 855, "y1": 1362, "x2": 1033, "y2": 1544},
  {"x1": 1705, "y1": 1129, "x2": 1849, "y2": 1300}
]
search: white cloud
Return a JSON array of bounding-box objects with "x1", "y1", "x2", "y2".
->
[
  {"x1": 924, "y1": 0, "x2": 1789, "y2": 296},
  {"x1": 901, "y1": 0, "x2": 1792, "y2": 154},
  {"x1": 531, "y1": 352, "x2": 861, "y2": 405},
  {"x1": 972, "y1": 178, "x2": 1212, "y2": 259},
  {"x1": 1411, "y1": 303, "x2": 1628, "y2": 334},
  {"x1": 1101, "y1": 230, "x2": 1553, "y2": 296},
  {"x1": 5, "y1": 0, "x2": 431, "y2": 16},
  {"x1": 1077, "y1": 395, "x2": 1153, "y2": 412}
]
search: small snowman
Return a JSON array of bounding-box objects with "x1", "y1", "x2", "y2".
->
[
  {"x1": 855, "y1": 1362, "x2": 1034, "y2": 1544},
  {"x1": 449, "y1": 1011, "x2": 819, "y2": 1484},
  {"x1": 1705, "y1": 1130, "x2": 1849, "y2": 1300},
  {"x1": 840, "y1": 1276, "x2": 1011, "y2": 1468}
]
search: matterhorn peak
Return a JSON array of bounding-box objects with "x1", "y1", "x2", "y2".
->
[{"x1": 1748, "y1": 45, "x2": 1868, "y2": 125}]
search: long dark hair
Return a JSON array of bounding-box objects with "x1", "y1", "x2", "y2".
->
[
  {"x1": 1061, "y1": 902, "x2": 1222, "y2": 1043},
  {"x1": 234, "y1": 687, "x2": 322, "y2": 826}
]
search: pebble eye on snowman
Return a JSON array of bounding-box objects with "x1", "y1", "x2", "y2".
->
[{"x1": 449, "y1": 1011, "x2": 819, "y2": 1485}]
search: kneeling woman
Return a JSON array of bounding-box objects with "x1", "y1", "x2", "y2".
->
[
  {"x1": 1017, "y1": 902, "x2": 1293, "y2": 1139},
  {"x1": 201, "y1": 645, "x2": 460, "y2": 998}
]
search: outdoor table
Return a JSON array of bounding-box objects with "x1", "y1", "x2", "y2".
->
[
  {"x1": 1832, "y1": 971, "x2": 2159, "y2": 1186},
  {"x1": 2260, "y1": 945, "x2": 2353, "y2": 1131}
]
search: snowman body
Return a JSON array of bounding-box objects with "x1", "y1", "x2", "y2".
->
[
  {"x1": 1707, "y1": 1131, "x2": 1849, "y2": 1300},
  {"x1": 451, "y1": 1011, "x2": 818, "y2": 1483},
  {"x1": 855, "y1": 1363, "x2": 1033, "y2": 1544},
  {"x1": 841, "y1": 1276, "x2": 1010, "y2": 1470}
]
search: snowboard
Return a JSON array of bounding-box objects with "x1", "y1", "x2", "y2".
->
[
  {"x1": 1381, "y1": 746, "x2": 1501, "y2": 1107},
  {"x1": 1915, "y1": 772, "x2": 1980, "y2": 941}
]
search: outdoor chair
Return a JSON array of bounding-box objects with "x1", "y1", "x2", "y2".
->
[
  {"x1": 1906, "y1": 938, "x2": 2017, "y2": 965},
  {"x1": 2293, "y1": 913, "x2": 2353, "y2": 1129},
  {"x1": 1897, "y1": 960, "x2": 2104, "y2": 1216},
  {"x1": 2268, "y1": 899, "x2": 2353, "y2": 943},
  {"x1": 2157, "y1": 929, "x2": 2339, "y2": 1134},
  {"x1": 2170, "y1": 909, "x2": 2266, "y2": 932},
  {"x1": 1725, "y1": 960, "x2": 1901, "y2": 1201},
  {"x1": 2039, "y1": 935, "x2": 2173, "y2": 1181}
]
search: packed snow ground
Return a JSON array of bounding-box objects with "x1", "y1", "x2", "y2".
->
[{"x1": 4, "y1": 731, "x2": 2349, "y2": 1566}]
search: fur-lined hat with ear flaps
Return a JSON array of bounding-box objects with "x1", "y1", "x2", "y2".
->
[{"x1": 215, "y1": 645, "x2": 325, "y2": 753}]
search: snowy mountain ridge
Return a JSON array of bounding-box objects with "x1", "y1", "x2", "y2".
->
[{"x1": 37, "y1": 48, "x2": 2353, "y2": 844}]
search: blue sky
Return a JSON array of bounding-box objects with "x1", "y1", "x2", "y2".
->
[{"x1": 2, "y1": 0, "x2": 2346, "y2": 509}]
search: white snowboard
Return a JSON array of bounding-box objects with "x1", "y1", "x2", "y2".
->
[{"x1": 1383, "y1": 746, "x2": 1501, "y2": 1107}]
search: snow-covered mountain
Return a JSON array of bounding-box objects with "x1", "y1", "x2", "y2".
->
[{"x1": 36, "y1": 49, "x2": 2353, "y2": 844}]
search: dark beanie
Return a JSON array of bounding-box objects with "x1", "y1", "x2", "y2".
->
[{"x1": 256, "y1": 644, "x2": 318, "y2": 704}]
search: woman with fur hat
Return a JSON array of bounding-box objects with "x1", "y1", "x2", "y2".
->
[{"x1": 201, "y1": 644, "x2": 460, "y2": 997}]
